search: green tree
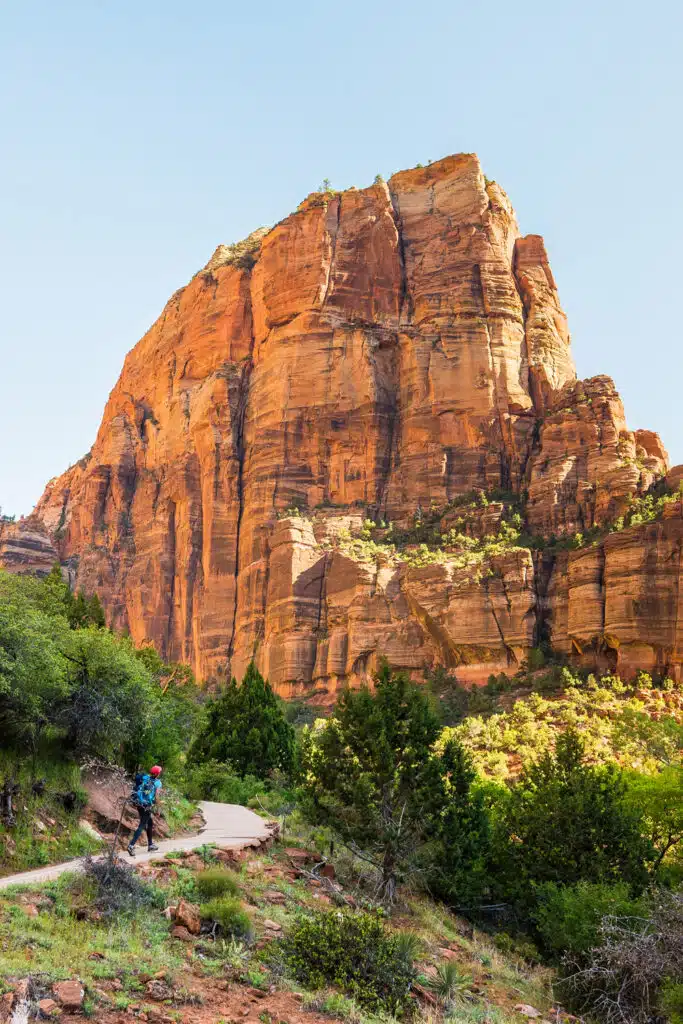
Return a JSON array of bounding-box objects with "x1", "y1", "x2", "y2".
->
[
  {"x1": 0, "y1": 570, "x2": 69, "y2": 757},
  {"x1": 67, "y1": 588, "x2": 106, "y2": 629},
  {"x1": 55, "y1": 627, "x2": 158, "y2": 765},
  {"x1": 188, "y1": 661, "x2": 294, "y2": 779},
  {"x1": 491, "y1": 731, "x2": 653, "y2": 913},
  {"x1": 424, "y1": 739, "x2": 492, "y2": 909},
  {"x1": 300, "y1": 661, "x2": 447, "y2": 902},
  {"x1": 625, "y1": 766, "x2": 683, "y2": 876}
]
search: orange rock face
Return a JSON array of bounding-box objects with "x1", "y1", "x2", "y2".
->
[
  {"x1": 546, "y1": 502, "x2": 683, "y2": 681},
  {"x1": 526, "y1": 376, "x2": 668, "y2": 538},
  {"x1": 24, "y1": 153, "x2": 680, "y2": 687}
]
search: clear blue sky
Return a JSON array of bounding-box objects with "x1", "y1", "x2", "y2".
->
[{"x1": 1, "y1": 0, "x2": 681, "y2": 517}]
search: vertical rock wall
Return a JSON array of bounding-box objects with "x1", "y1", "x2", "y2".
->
[{"x1": 26, "y1": 153, "x2": 679, "y2": 687}]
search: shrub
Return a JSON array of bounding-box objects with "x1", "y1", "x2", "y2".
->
[
  {"x1": 562, "y1": 889, "x2": 683, "y2": 1024},
  {"x1": 534, "y1": 881, "x2": 644, "y2": 958},
  {"x1": 201, "y1": 896, "x2": 253, "y2": 940},
  {"x1": 80, "y1": 854, "x2": 163, "y2": 916},
  {"x1": 490, "y1": 730, "x2": 653, "y2": 916},
  {"x1": 281, "y1": 909, "x2": 416, "y2": 1013},
  {"x1": 183, "y1": 761, "x2": 269, "y2": 804},
  {"x1": 195, "y1": 866, "x2": 240, "y2": 900}
]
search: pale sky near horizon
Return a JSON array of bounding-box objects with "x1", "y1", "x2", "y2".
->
[{"x1": 1, "y1": 0, "x2": 681, "y2": 517}]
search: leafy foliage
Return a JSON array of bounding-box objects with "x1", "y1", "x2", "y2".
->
[
  {"x1": 450, "y1": 667, "x2": 683, "y2": 779},
  {"x1": 281, "y1": 910, "x2": 416, "y2": 1013},
  {"x1": 423, "y1": 739, "x2": 491, "y2": 910},
  {"x1": 188, "y1": 662, "x2": 294, "y2": 779},
  {"x1": 490, "y1": 731, "x2": 653, "y2": 914},
  {"x1": 0, "y1": 568, "x2": 199, "y2": 773},
  {"x1": 533, "y1": 881, "x2": 644, "y2": 958},
  {"x1": 300, "y1": 661, "x2": 446, "y2": 901}
]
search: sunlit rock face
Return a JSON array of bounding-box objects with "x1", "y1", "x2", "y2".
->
[{"x1": 26, "y1": 154, "x2": 678, "y2": 688}]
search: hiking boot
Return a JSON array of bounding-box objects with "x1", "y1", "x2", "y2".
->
[
  {"x1": 147, "y1": 843, "x2": 159, "y2": 852},
  {"x1": 127, "y1": 844, "x2": 136, "y2": 857}
]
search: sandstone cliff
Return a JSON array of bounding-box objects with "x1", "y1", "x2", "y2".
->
[
  {"x1": 23, "y1": 154, "x2": 681, "y2": 688},
  {"x1": 0, "y1": 516, "x2": 59, "y2": 577}
]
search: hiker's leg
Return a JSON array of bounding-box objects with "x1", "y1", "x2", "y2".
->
[
  {"x1": 145, "y1": 810, "x2": 154, "y2": 845},
  {"x1": 130, "y1": 807, "x2": 146, "y2": 846}
]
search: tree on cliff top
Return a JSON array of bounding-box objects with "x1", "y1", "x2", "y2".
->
[
  {"x1": 187, "y1": 662, "x2": 294, "y2": 779},
  {"x1": 300, "y1": 660, "x2": 489, "y2": 903}
]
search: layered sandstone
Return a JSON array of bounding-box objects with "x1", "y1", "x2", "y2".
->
[
  {"x1": 0, "y1": 516, "x2": 59, "y2": 577},
  {"x1": 24, "y1": 153, "x2": 680, "y2": 688},
  {"x1": 526, "y1": 376, "x2": 668, "y2": 537},
  {"x1": 545, "y1": 499, "x2": 683, "y2": 681}
]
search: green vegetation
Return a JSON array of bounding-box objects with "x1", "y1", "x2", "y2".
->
[
  {"x1": 300, "y1": 661, "x2": 486, "y2": 903},
  {"x1": 2, "y1": 552, "x2": 682, "y2": 1024},
  {"x1": 188, "y1": 661, "x2": 295, "y2": 780},
  {"x1": 200, "y1": 895, "x2": 253, "y2": 939},
  {"x1": 195, "y1": 865, "x2": 240, "y2": 900},
  {"x1": 490, "y1": 731, "x2": 652, "y2": 916},
  {"x1": 282, "y1": 910, "x2": 416, "y2": 1013},
  {"x1": 533, "y1": 880, "x2": 644, "y2": 957},
  {"x1": 0, "y1": 566, "x2": 198, "y2": 873},
  {"x1": 448, "y1": 665, "x2": 683, "y2": 778}
]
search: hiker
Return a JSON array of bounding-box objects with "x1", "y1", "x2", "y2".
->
[{"x1": 127, "y1": 765, "x2": 163, "y2": 856}]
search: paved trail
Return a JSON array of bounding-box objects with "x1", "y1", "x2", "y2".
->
[{"x1": 0, "y1": 801, "x2": 274, "y2": 891}]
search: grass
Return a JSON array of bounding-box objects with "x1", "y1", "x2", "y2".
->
[
  {"x1": 303, "y1": 989, "x2": 397, "y2": 1024},
  {"x1": 195, "y1": 866, "x2": 240, "y2": 899},
  {"x1": 0, "y1": 756, "x2": 102, "y2": 876},
  {"x1": 0, "y1": 824, "x2": 555, "y2": 1024},
  {"x1": 200, "y1": 895, "x2": 253, "y2": 939},
  {"x1": 0, "y1": 875, "x2": 184, "y2": 993}
]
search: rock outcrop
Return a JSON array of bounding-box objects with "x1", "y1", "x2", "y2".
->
[
  {"x1": 545, "y1": 498, "x2": 683, "y2": 680},
  {"x1": 21, "y1": 153, "x2": 680, "y2": 687},
  {"x1": 0, "y1": 516, "x2": 59, "y2": 577},
  {"x1": 526, "y1": 376, "x2": 668, "y2": 538}
]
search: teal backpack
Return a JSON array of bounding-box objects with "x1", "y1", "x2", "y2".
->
[{"x1": 131, "y1": 772, "x2": 156, "y2": 809}]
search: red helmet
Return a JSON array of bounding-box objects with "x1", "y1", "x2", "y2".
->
[{"x1": 150, "y1": 765, "x2": 163, "y2": 776}]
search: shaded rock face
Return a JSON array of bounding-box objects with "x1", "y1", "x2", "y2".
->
[
  {"x1": 545, "y1": 501, "x2": 683, "y2": 681},
  {"x1": 0, "y1": 516, "x2": 59, "y2": 577},
  {"x1": 26, "y1": 153, "x2": 678, "y2": 686}
]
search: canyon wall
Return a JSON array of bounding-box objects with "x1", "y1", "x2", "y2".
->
[{"x1": 17, "y1": 153, "x2": 681, "y2": 689}]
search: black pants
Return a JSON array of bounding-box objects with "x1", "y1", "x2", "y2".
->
[{"x1": 130, "y1": 806, "x2": 154, "y2": 847}]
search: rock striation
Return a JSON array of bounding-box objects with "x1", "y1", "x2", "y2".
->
[
  {"x1": 21, "y1": 154, "x2": 681, "y2": 687},
  {"x1": 0, "y1": 516, "x2": 59, "y2": 577}
]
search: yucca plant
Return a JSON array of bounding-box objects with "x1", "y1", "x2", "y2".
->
[
  {"x1": 393, "y1": 929, "x2": 424, "y2": 965},
  {"x1": 426, "y1": 961, "x2": 472, "y2": 1007}
]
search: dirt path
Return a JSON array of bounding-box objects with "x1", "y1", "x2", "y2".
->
[{"x1": 0, "y1": 800, "x2": 274, "y2": 890}]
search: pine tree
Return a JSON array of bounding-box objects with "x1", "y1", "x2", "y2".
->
[
  {"x1": 300, "y1": 661, "x2": 449, "y2": 902},
  {"x1": 425, "y1": 739, "x2": 492, "y2": 909},
  {"x1": 86, "y1": 593, "x2": 106, "y2": 628},
  {"x1": 491, "y1": 730, "x2": 653, "y2": 913},
  {"x1": 188, "y1": 662, "x2": 294, "y2": 778}
]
